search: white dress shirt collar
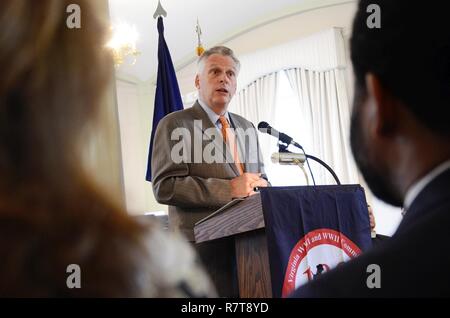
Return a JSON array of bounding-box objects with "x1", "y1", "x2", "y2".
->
[
  {"x1": 403, "y1": 159, "x2": 450, "y2": 212},
  {"x1": 197, "y1": 98, "x2": 230, "y2": 127}
]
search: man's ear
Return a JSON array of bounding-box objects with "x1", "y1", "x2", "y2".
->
[
  {"x1": 195, "y1": 74, "x2": 200, "y2": 89},
  {"x1": 365, "y1": 73, "x2": 397, "y2": 136}
]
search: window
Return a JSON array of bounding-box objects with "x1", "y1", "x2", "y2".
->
[{"x1": 263, "y1": 71, "x2": 329, "y2": 186}]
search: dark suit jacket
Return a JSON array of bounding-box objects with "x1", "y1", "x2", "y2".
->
[
  {"x1": 290, "y1": 168, "x2": 450, "y2": 297},
  {"x1": 371, "y1": 234, "x2": 390, "y2": 248},
  {"x1": 151, "y1": 101, "x2": 267, "y2": 241}
]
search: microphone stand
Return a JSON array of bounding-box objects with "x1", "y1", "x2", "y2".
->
[
  {"x1": 277, "y1": 142, "x2": 309, "y2": 185},
  {"x1": 277, "y1": 141, "x2": 341, "y2": 185},
  {"x1": 299, "y1": 162, "x2": 310, "y2": 185}
]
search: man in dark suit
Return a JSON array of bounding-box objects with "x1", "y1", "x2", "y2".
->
[
  {"x1": 152, "y1": 46, "x2": 269, "y2": 296},
  {"x1": 291, "y1": 0, "x2": 450, "y2": 297}
]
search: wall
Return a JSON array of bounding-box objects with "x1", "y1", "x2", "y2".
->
[
  {"x1": 82, "y1": 81, "x2": 125, "y2": 208},
  {"x1": 115, "y1": 73, "x2": 168, "y2": 215},
  {"x1": 177, "y1": 2, "x2": 358, "y2": 99},
  {"x1": 80, "y1": 0, "x2": 125, "y2": 208}
]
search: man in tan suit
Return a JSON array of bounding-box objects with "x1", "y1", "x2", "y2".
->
[{"x1": 151, "y1": 46, "x2": 268, "y2": 296}]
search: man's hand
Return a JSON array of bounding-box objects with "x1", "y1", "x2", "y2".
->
[{"x1": 230, "y1": 173, "x2": 268, "y2": 198}]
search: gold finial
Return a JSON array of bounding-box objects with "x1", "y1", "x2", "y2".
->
[{"x1": 196, "y1": 18, "x2": 205, "y2": 56}]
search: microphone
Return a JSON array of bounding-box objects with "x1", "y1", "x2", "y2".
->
[
  {"x1": 257, "y1": 121, "x2": 303, "y2": 149},
  {"x1": 271, "y1": 152, "x2": 306, "y2": 165}
]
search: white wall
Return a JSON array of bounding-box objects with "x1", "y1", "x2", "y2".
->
[
  {"x1": 115, "y1": 73, "x2": 168, "y2": 215},
  {"x1": 177, "y1": 2, "x2": 358, "y2": 97}
]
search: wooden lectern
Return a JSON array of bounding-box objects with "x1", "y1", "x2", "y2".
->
[{"x1": 194, "y1": 193, "x2": 272, "y2": 298}]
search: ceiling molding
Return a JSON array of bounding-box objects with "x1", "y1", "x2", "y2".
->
[{"x1": 160, "y1": 0, "x2": 356, "y2": 85}]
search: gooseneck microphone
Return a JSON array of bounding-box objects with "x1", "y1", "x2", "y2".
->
[
  {"x1": 257, "y1": 121, "x2": 303, "y2": 150},
  {"x1": 257, "y1": 121, "x2": 341, "y2": 185}
]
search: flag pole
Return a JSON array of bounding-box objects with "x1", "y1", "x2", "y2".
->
[
  {"x1": 153, "y1": 0, "x2": 167, "y2": 19},
  {"x1": 146, "y1": 2, "x2": 184, "y2": 182}
]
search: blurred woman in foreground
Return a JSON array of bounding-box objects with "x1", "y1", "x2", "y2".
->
[{"x1": 0, "y1": 0, "x2": 214, "y2": 297}]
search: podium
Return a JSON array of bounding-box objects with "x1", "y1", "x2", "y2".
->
[
  {"x1": 194, "y1": 193, "x2": 272, "y2": 298},
  {"x1": 193, "y1": 185, "x2": 371, "y2": 298}
]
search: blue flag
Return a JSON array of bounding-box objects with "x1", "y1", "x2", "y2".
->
[
  {"x1": 260, "y1": 185, "x2": 372, "y2": 297},
  {"x1": 146, "y1": 17, "x2": 184, "y2": 182}
]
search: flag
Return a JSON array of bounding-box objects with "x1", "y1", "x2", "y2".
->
[
  {"x1": 260, "y1": 185, "x2": 372, "y2": 297},
  {"x1": 146, "y1": 17, "x2": 184, "y2": 182}
]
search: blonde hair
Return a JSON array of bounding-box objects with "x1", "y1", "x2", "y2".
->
[
  {"x1": 0, "y1": 0, "x2": 112, "y2": 186},
  {"x1": 0, "y1": 0, "x2": 152, "y2": 297}
]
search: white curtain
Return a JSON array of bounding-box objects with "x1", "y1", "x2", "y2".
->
[
  {"x1": 285, "y1": 67, "x2": 359, "y2": 185},
  {"x1": 226, "y1": 28, "x2": 363, "y2": 186},
  {"x1": 229, "y1": 72, "x2": 278, "y2": 125},
  {"x1": 228, "y1": 72, "x2": 278, "y2": 177},
  {"x1": 236, "y1": 28, "x2": 347, "y2": 92}
]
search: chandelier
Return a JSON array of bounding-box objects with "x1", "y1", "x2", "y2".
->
[{"x1": 106, "y1": 22, "x2": 141, "y2": 66}]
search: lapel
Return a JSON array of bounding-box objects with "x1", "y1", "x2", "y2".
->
[{"x1": 191, "y1": 102, "x2": 240, "y2": 176}]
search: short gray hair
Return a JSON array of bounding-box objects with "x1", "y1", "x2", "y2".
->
[{"x1": 197, "y1": 46, "x2": 241, "y2": 73}]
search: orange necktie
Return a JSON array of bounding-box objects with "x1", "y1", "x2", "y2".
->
[{"x1": 218, "y1": 115, "x2": 244, "y2": 175}]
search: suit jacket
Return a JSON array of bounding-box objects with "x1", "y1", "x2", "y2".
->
[
  {"x1": 290, "y1": 168, "x2": 450, "y2": 297},
  {"x1": 151, "y1": 101, "x2": 267, "y2": 241}
]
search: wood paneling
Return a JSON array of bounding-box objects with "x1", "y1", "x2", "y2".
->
[{"x1": 235, "y1": 230, "x2": 272, "y2": 298}]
